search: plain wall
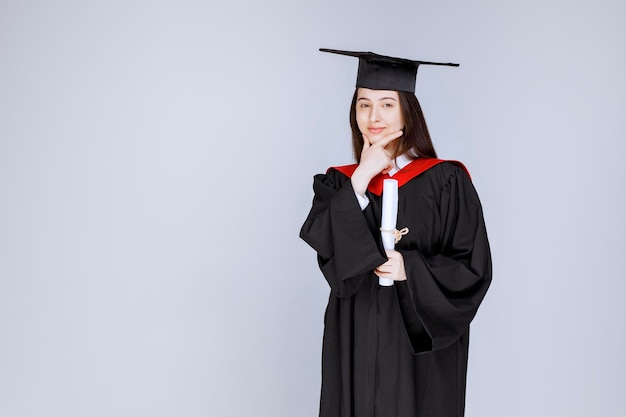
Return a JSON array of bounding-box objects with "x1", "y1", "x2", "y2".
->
[{"x1": 1, "y1": 1, "x2": 625, "y2": 416}]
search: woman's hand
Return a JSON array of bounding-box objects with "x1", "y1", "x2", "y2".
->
[
  {"x1": 351, "y1": 131, "x2": 402, "y2": 196},
  {"x1": 375, "y1": 250, "x2": 407, "y2": 281}
]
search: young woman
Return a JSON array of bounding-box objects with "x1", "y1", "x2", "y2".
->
[{"x1": 300, "y1": 49, "x2": 492, "y2": 417}]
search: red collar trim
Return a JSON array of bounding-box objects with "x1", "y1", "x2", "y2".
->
[{"x1": 330, "y1": 158, "x2": 469, "y2": 196}]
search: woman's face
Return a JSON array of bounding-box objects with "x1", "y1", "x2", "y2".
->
[{"x1": 355, "y1": 88, "x2": 404, "y2": 146}]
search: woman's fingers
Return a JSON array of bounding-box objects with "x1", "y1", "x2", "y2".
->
[
  {"x1": 356, "y1": 130, "x2": 403, "y2": 182},
  {"x1": 362, "y1": 134, "x2": 371, "y2": 149},
  {"x1": 375, "y1": 130, "x2": 403, "y2": 149},
  {"x1": 362, "y1": 130, "x2": 402, "y2": 151},
  {"x1": 375, "y1": 250, "x2": 407, "y2": 281}
]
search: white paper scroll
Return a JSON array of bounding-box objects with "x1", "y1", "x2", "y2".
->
[{"x1": 379, "y1": 179, "x2": 398, "y2": 287}]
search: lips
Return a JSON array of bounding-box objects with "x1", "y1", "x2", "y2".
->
[{"x1": 368, "y1": 127, "x2": 385, "y2": 134}]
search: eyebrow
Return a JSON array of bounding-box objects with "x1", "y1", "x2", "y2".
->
[{"x1": 357, "y1": 96, "x2": 398, "y2": 101}]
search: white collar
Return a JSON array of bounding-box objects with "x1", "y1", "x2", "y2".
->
[{"x1": 388, "y1": 153, "x2": 414, "y2": 177}]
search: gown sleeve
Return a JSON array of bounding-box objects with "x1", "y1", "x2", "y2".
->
[
  {"x1": 299, "y1": 169, "x2": 387, "y2": 298},
  {"x1": 396, "y1": 165, "x2": 492, "y2": 354}
]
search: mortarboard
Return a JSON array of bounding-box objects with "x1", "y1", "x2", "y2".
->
[{"x1": 320, "y1": 48, "x2": 459, "y2": 93}]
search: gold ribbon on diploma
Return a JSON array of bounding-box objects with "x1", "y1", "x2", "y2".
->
[{"x1": 380, "y1": 227, "x2": 409, "y2": 244}]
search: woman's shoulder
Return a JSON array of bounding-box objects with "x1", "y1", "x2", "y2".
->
[
  {"x1": 326, "y1": 163, "x2": 358, "y2": 177},
  {"x1": 309, "y1": 163, "x2": 355, "y2": 193},
  {"x1": 401, "y1": 159, "x2": 475, "y2": 197},
  {"x1": 425, "y1": 159, "x2": 471, "y2": 181},
  {"x1": 422, "y1": 160, "x2": 482, "y2": 203}
]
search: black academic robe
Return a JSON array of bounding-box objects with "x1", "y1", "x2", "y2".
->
[{"x1": 300, "y1": 160, "x2": 492, "y2": 417}]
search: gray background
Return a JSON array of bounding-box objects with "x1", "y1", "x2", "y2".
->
[{"x1": 1, "y1": 0, "x2": 625, "y2": 416}]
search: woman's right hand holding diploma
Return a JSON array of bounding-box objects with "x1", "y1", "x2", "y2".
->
[
  {"x1": 375, "y1": 250, "x2": 407, "y2": 281},
  {"x1": 351, "y1": 130, "x2": 403, "y2": 196}
]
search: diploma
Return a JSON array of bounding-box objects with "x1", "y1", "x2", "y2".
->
[{"x1": 379, "y1": 179, "x2": 398, "y2": 286}]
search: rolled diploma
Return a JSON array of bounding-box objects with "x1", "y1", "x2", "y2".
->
[{"x1": 379, "y1": 179, "x2": 398, "y2": 286}]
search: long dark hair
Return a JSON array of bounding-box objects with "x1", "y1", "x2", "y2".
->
[{"x1": 349, "y1": 89, "x2": 438, "y2": 162}]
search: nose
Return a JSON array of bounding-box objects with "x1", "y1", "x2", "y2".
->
[{"x1": 369, "y1": 106, "x2": 380, "y2": 122}]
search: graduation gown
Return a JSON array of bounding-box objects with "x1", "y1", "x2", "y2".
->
[{"x1": 299, "y1": 159, "x2": 492, "y2": 417}]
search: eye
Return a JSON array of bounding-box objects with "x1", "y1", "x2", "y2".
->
[
  {"x1": 383, "y1": 102, "x2": 394, "y2": 108},
  {"x1": 359, "y1": 103, "x2": 370, "y2": 108}
]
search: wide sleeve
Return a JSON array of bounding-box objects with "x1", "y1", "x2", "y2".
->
[
  {"x1": 397, "y1": 167, "x2": 492, "y2": 353},
  {"x1": 299, "y1": 169, "x2": 387, "y2": 298}
]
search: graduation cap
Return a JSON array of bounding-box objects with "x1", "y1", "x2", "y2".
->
[{"x1": 320, "y1": 48, "x2": 459, "y2": 93}]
